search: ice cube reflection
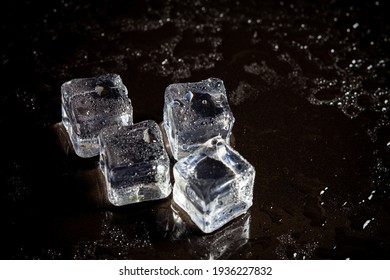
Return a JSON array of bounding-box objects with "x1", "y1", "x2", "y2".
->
[{"x1": 171, "y1": 205, "x2": 251, "y2": 259}]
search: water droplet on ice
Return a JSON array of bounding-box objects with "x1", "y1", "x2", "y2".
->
[
  {"x1": 185, "y1": 91, "x2": 193, "y2": 101},
  {"x1": 95, "y1": 86, "x2": 104, "y2": 95}
]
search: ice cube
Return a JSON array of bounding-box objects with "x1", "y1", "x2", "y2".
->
[
  {"x1": 98, "y1": 120, "x2": 171, "y2": 206},
  {"x1": 61, "y1": 73, "x2": 133, "y2": 158},
  {"x1": 172, "y1": 136, "x2": 255, "y2": 233},
  {"x1": 163, "y1": 77, "x2": 235, "y2": 160}
]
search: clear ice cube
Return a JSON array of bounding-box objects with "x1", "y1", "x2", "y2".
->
[
  {"x1": 61, "y1": 73, "x2": 133, "y2": 158},
  {"x1": 163, "y1": 77, "x2": 235, "y2": 160},
  {"x1": 98, "y1": 120, "x2": 171, "y2": 206},
  {"x1": 172, "y1": 136, "x2": 255, "y2": 233}
]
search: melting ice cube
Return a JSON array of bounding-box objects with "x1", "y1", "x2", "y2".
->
[
  {"x1": 163, "y1": 77, "x2": 235, "y2": 160},
  {"x1": 61, "y1": 73, "x2": 133, "y2": 158},
  {"x1": 173, "y1": 136, "x2": 255, "y2": 233},
  {"x1": 98, "y1": 120, "x2": 171, "y2": 206}
]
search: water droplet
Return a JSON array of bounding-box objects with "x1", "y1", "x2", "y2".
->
[
  {"x1": 185, "y1": 91, "x2": 193, "y2": 101},
  {"x1": 362, "y1": 219, "x2": 371, "y2": 229},
  {"x1": 95, "y1": 86, "x2": 104, "y2": 95},
  {"x1": 368, "y1": 190, "x2": 376, "y2": 200}
]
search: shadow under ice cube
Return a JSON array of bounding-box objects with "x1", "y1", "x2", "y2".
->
[
  {"x1": 99, "y1": 120, "x2": 171, "y2": 206},
  {"x1": 163, "y1": 77, "x2": 235, "y2": 160},
  {"x1": 61, "y1": 73, "x2": 133, "y2": 158},
  {"x1": 173, "y1": 136, "x2": 255, "y2": 233}
]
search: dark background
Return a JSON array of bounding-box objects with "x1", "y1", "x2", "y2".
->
[{"x1": 1, "y1": 0, "x2": 389, "y2": 259}]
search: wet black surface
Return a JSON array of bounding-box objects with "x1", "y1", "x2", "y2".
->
[{"x1": 1, "y1": 0, "x2": 389, "y2": 259}]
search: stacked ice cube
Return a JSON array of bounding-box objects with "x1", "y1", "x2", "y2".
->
[{"x1": 61, "y1": 74, "x2": 255, "y2": 233}]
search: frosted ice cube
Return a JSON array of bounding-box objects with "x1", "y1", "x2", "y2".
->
[
  {"x1": 98, "y1": 120, "x2": 171, "y2": 206},
  {"x1": 163, "y1": 77, "x2": 235, "y2": 160},
  {"x1": 61, "y1": 73, "x2": 133, "y2": 158},
  {"x1": 173, "y1": 136, "x2": 255, "y2": 233}
]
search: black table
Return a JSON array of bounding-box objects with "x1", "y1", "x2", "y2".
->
[{"x1": 1, "y1": 0, "x2": 389, "y2": 259}]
